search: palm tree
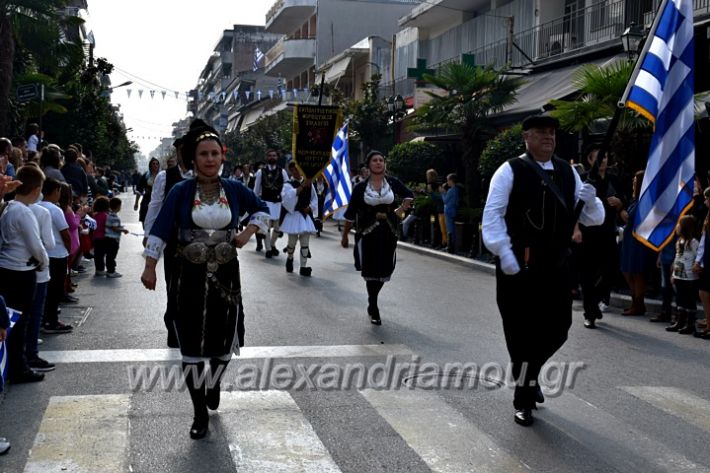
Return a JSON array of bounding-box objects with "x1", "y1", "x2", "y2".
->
[
  {"x1": 412, "y1": 63, "x2": 523, "y2": 206},
  {"x1": 0, "y1": 0, "x2": 78, "y2": 135},
  {"x1": 549, "y1": 60, "x2": 652, "y2": 174}
]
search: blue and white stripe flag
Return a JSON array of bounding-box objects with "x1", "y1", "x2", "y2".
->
[
  {"x1": 622, "y1": 0, "x2": 695, "y2": 251},
  {"x1": 253, "y1": 47, "x2": 264, "y2": 72},
  {"x1": 323, "y1": 122, "x2": 352, "y2": 218},
  {"x1": 0, "y1": 308, "x2": 22, "y2": 391}
]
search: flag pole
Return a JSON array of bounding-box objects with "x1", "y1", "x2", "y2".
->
[
  {"x1": 575, "y1": 1, "x2": 670, "y2": 223},
  {"x1": 619, "y1": 0, "x2": 670, "y2": 105}
]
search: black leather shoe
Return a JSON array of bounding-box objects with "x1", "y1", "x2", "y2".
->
[
  {"x1": 299, "y1": 267, "x2": 312, "y2": 277},
  {"x1": 265, "y1": 250, "x2": 273, "y2": 259},
  {"x1": 367, "y1": 306, "x2": 381, "y2": 325},
  {"x1": 535, "y1": 386, "x2": 545, "y2": 404},
  {"x1": 514, "y1": 409, "x2": 534, "y2": 426},
  {"x1": 285, "y1": 259, "x2": 294, "y2": 273},
  {"x1": 190, "y1": 417, "x2": 209, "y2": 439},
  {"x1": 10, "y1": 370, "x2": 45, "y2": 384},
  {"x1": 270, "y1": 249, "x2": 280, "y2": 258},
  {"x1": 583, "y1": 318, "x2": 596, "y2": 329}
]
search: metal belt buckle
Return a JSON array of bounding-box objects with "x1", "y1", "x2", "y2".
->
[
  {"x1": 182, "y1": 242, "x2": 209, "y2": 264},
  {"x1": 214, "y1": 242, "x2": 236, "y2": 264},
  {"x1": 375, "y1": 212, "x2": 388, "y2": 221}
]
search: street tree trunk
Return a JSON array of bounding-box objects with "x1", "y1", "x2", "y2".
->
[{"x1": 0, "y1": 13, "x2": 15, "y2": 136}]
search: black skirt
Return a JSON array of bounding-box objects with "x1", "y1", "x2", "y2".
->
[
  {"x1": 168, "y1": 255, "x2": 245, "y2": 358},
  {"x1": 354, "y1": 223, "x2": 398, "y2": 281}
]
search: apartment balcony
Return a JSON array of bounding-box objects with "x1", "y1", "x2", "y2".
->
[
  {"x1": 399, "y1": 0, "x2": 487, "y2": 28},
  {"x1": 264, "y1": 37, "x2": 316, "y2": 77},
  {"x1": 265, "y1": 0, "x2": 316, "y2": 34}
]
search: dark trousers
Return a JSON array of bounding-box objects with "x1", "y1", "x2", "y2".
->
[
  {"x1": 660, "y1": 262, "x2": 674, "y2": 313},
  {"x1": 105, "y1": 238, "x2": 119, "y2": 273},
  {"x1": 94, "y1": 237, "x2": 107, "y2": 272},
  {"x1": 163, "y1": 242, "x2": 178, "y2": 346},
  {"x1": 0, "y1": 268, "x2": 36, "y2": 377},
  {"x1": 44, "y1": 256, "x2": 67, "y2": 326},
  {"x1": 675, "y1": 279, "x2": 697, "y2": 312},
  {"x1": 580, "y1": 231, "x2": 617, "y2": 316},
  {"x1": 496, "y1": 262, "x2": 572, "y2": 410}
]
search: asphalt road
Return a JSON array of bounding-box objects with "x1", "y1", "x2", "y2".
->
[{"x1": 1, "y1": 191, "x2": 709, "y2": 473}]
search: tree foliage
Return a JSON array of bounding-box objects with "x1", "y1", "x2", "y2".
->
[
  {"x1": 387, "y1": 141, "x2": 446, "y2": 183},
  {"x1": 344, "y1": 73, "x2": 390, "y2": 155},
  {"x1": 479, "y1": 124, "x2": 524, "y2": 183},
  {"x1": 411, "y1": 63, "x2": 523, "y2": 207},
  {"x1": 223, "y1": 109, "x2": 293, "y2": 164}
]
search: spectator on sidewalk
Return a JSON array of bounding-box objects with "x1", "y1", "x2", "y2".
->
[
  {"x1": 38, "y1": 179, "x2": 74, "y2": 334},
  {"x1": 104, "y1": 197, "x2": 129, "y2": 279},
  {"x1": 694, "y1": 187, "x2": 710, "y2": 339},
  {"x1": 443, "y1": 173, "x2": 460, "y2": 254},
  {"x1": 135, "y1": 158, "x2": 160, "y2": 229},
  {"x1": 652, "y1": 238, "x2": 677, "y2": 323},
  {"x1": 39, "y1": 145, "x2": 66, "y2": 183},
  {"x1": 61, "y1": 147, "x2": 88, "y2": 199},
  {"x1": 0, "y1": 295, "x2": 12, "y2": 454},
  {"x1": 666, "y1": 215, "x2": 699, "y2": 335},
  {"x1": 426, "y1": 169, "x2": 447, "y2": 249},
  {"x1": 0, "y1": 165, "x2": 49, "y2": 383},
  {"x1": 619, "y1": 171, "x2": 656, "y2": 316},
  {"x1": 26, "y1": 123, "x2": 39, "y2": 153}
]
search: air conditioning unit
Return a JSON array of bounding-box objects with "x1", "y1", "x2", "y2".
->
[{"x1": 547, "y1": 33, "x2": 572, "y2": 56}]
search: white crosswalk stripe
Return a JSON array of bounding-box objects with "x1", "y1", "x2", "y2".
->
[
  {"x1": 219, "y1": 390, "x2": 342, "y2": 472},
  {"x1": 621, "y1": 386, "x2": 710, "y2": 432},
  {"x1": 360, "y1": 389, "x2": 529, "y2": 473},
  {"x1": 41, "y1": 344, "x2": 413, "y2": 364},
  {"x1": 23, "y1": 394, "x2": 130, "y2": 473},
  {"x1": 547, "y1": 391, "x2": 706, "y2": 472}
]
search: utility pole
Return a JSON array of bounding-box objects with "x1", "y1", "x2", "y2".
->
[{"x1": 506, "y1": 16, "x2": 514, "y2": 67}]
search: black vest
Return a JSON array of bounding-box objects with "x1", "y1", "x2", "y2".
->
[
  {"x1": 290, "y1": 179, "x2": 312, "y2": 216},
  {"x1": 505, "y1": 154, "x2": 576, "y2": 268},
  {"x1": 261, "y1": 167, "x2": 284, "y2": 202},
  {"x1": 164, "y1": 166, "x2": 184, "y2": 197}
]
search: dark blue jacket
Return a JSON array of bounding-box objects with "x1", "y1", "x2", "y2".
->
[
  {"x1": 0, "y1": 295, "x2": 9, "y2": 330},
  {"x1": 150, "y1": 178, "x2": 268, "y2": 242},
  {"x1": 443, "y1": 185, "x2": 460, "y2": 218}
]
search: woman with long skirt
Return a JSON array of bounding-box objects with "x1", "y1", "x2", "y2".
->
[
  {"x1": 141, "y1": 123, "x2": 269, "y2": 439},
  {"x1": 341, "y1": 151, "x2": 414, "y2": 325}
]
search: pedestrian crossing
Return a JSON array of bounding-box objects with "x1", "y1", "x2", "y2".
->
[{"x1": 15, "y1": 385, "x2": 710, "y2": 472}]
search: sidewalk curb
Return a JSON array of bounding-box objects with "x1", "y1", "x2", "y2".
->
[{"x1": 396, "y1": 241, "x2": 663, "y2": 312}]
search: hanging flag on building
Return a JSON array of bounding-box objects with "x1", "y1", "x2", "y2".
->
[
  {"x1": 621, "y1": 0, "x2": 695, "y2": 251},
  {"x1": 253, "y1": 47, "x2": 265, "y2": 71},
  {"x1": 323, "y1": 122, "x2": 352, "y2": 218}
]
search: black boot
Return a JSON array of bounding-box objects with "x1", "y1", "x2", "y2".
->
[
  {"x1": 285, "y1": 258, "x2": 294, "y2": 273},
  {"x1": 183, "y1": 362, "x2": 208, "y2": 439},
  {"x1": 447, "y1": 234, "x2": 455, "y2": 254},
  {"x1": 679, "y1": 311, "x2": 697, "y2": 334},
  {"x1": 207, "y1": 359, "x2": 228, "y2": 410},
  {"x1": 255, "y1": 235, "x2": 263, "y2": 252},
  {"x1": 299, "y1": 267, "x2": 312, "y2": 277},
  {"x1": 666, "y1": 310, "x2": 686, "y2": 332}
]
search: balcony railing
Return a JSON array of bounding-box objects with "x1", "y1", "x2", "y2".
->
[{"x1": 428, "y1": 0, "x2": 710, "y2": 72}]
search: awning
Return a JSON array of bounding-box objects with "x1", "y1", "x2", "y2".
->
[
  {"x1": 324, "y1": 57, "x2": 352, "y2": 84},
  {"x1": 498, "y1": 54, "x2": 626, "y2": 120},
  {"x1": 240, "y1": 107, "x2": 265, "y2": 131}
]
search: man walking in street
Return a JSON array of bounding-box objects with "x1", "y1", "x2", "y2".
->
[
  {"x1": 253, "y1": 149, "x2": 289, "y2": 258},
  {"x1": 482, "y1": 114, "x2": 604, "y2": 426}
]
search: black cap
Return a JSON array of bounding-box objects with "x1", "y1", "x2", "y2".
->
[{"x1": 522, "y1": 114, "x2": 559, "y2": 131}]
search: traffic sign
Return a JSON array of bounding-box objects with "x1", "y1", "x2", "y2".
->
[{"x1": 16, "y1": 84, "x2": 39, "y2": 102}]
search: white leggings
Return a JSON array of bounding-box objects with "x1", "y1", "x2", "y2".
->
[{"x1": 287, "y1": 233, "x2": 310, "y2": 267}]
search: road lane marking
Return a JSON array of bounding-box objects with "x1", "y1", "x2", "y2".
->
[
  {"x1": 360, "y1": 389, "x2": 528, "y2": 473},
  {"x1": 546, "y1": 392, "x2": 706, "y2": 472},
  {"x1": 42, "y1": 344, "x2": 414, "y2": 364},
  {"x1": 621, "y1": 386, "x2": 710, "y2": 432},
  {"x1": 220, "y1": 390, "x2": 342, "y2": 472},
  {"x1": 24, "y1": 394, "x2": 130, "y2": 473}
]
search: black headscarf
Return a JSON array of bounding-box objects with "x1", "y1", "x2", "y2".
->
[{"x1": 181, "y1": 120, "x2": 222, "y2": 171}]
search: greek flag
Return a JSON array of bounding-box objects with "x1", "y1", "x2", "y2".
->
[
  {"x1": 253, "y1": 47, "x2": 264, "y2": 71},
  {"x1": 0, "y1": 308, "x2": 22, "y2": 391},
  {"x1": 323, "y1": 123, "x2": 352, "y2": 218},
  {"x1": 622, "y1": 0, "x2": 695, "y2": 251}
]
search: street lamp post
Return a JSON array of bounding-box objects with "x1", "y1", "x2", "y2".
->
[
  {"x1": 621, "y1": 22, "x2": 644, "y2": 61},
  {"x1": 386, "y1": 94, "x2": 405, "y2": 147}
]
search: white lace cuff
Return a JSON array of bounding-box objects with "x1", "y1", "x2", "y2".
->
[
  {"x1": 143, "y1": 235, "x2": 166, "y2": 260},
  {"x1": 249, "y1": 212, "x2": 270, "y2": 233}
]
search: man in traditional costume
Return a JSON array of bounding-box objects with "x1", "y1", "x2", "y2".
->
[
  {"x1": 280, "y1": 162, "x2": 318, "y2": 276},
  {"x1": 482, "y1": 114, "x2": 604, "y2": 426},
  {"x1": 253, "y1": 150, "x2": 289, "y2": 258}
]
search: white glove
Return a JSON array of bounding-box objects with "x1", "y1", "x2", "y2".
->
[
  {"x1": 578, "y1": 182, "x2": 597, "y2": 204},
  {"x1": 500, "y1": 250, "x2": 520, "y2": 275}
]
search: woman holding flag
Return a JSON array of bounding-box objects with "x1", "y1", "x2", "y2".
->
[{"x1": 341, "y1": 150, "x2": 413, "y2": 325}]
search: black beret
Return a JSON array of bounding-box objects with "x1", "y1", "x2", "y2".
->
[{"x1": 522, "y1": 114, "x2": 559, "y2": 131}]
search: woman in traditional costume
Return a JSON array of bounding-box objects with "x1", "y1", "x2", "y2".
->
[
  {"x1": 341, "y1": 151, "x2": 413, "y2": 325},
  {"x1": 141, "y1": 123, "x2": 269, "y2": 439}
]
